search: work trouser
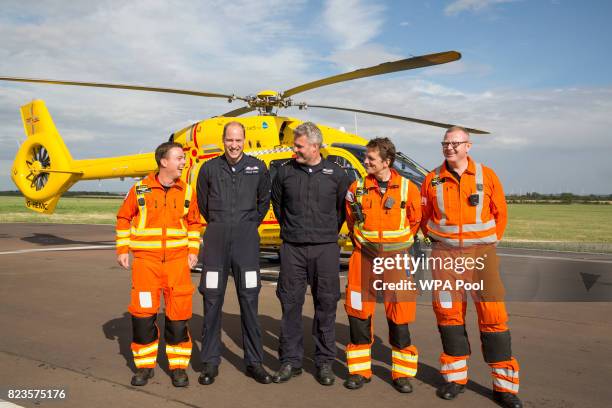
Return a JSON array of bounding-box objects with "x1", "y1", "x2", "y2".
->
[
  {"x1": 199, "y1": 222, "x2": 264, "y2": 367},
  {"x1": 344, "y1": 248, "x2": 418, "y2": 380},
  {"x1": 276, "y1": 242, "x2": 341, "y2": 368},
  {"x1": 128, "y1": 256, "x2": 194, "y2": 371},
  {"x1": 431, "y1": 243, "x2": 520, "y2": 394}
]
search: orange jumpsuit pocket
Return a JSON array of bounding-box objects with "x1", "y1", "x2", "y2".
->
[
  {"x1": 128, "y1": 287, "x2": 161, "y2": 317},
  {"x1": 166, "y1": 284, "x2": 194, "y2": 321}
]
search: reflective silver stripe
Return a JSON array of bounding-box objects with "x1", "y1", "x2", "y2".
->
[
  {"x1": 392, "y1": 350, "x2": 418, "y2": 363},
  {"x1": 493, "y1": 377, "x2": 519, "y2": 392},
  {"x1": 132, "y1": 343, "x2": 159, "y2": 356},
  {"x1": 429, "y1": 232, "x2": 497, "y2": 246},
  {"x1": 134, "y1": 357, "x2": 157, "y2": 367},
  {"x1": 493, "y1": 368, "x2": 519, "y2": 379},
  {"x1": 427, "y1": 219, "x2": 459, "y2": 234},
  {"x1": 391, "y1": 364, "x2": 417, "y2": 376},
  {"x1": 347, "y1": 348, "x2": 371, "y2": 359},
  {"x1": 443, "y1": 371, "x2": 467, "y2": 382},
  {"x1": 463, "y1": 234, "x2": 498, "y2": 244},
  {"x1": 435, "y1": 166, "x2": 446, "y2": 225},
  {"x1": 348, "y1": 361, "x2": 371, "y2": 373},
  {"x1": 462, "y1": 219, "x2": 496, "y2": 232},
  {"x1": 441, "y1": 360, "x2": 467, "y2": 371},
  {"x1": 398, "y1": 177, "x2": 409, "y2": 230},
  {"x1": 475, "y1": 162, "x2": 484, "y2": 223}
]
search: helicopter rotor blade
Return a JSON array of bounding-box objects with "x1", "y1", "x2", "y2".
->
[
  {"x1": 281, "y1": 51, "x2": 461, "y2": 99},
  {"x1": 221, "y1": 106, "x2": 256, "y2": 117},
  {"x1": 302, "y1": 104, "x2": 489, "y2": 134},
  {"x1": 0, "y1": 76, "x2": 246, "y2": 101}
]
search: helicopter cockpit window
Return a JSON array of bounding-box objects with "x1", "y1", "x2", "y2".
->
[
  {"x1": 331, "y1": 142, "x2": 428, "y2": 188},
  {"x1": 326, "y1": 154, "x2": 361, "y2": 182}
]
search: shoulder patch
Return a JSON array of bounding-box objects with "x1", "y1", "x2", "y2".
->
[{"x1": 346, "y1": 191, "x2": 355, "y2": 202}]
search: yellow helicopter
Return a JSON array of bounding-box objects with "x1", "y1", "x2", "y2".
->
[{"x1": 2, "y1": 50, "x2": 487, "y2": 250}]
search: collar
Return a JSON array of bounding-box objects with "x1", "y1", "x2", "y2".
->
[
  {"x1": 143, "y1": 172, "x2": 185, "y2": 190},
  {"x1": 440, "y1": 156, "x2": 475, "y2": 178},
  {"x1": 222, "y1": 154, "x2": 248, "y2": 173},
  {"x1": 364, "y1": 168, "x2": 401, "y2": 190},
  {"x1": 296, "y1": 155, "x2": 325, "y2": 174}
]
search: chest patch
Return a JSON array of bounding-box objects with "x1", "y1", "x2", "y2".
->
[
  {"x1": 245, "y1": 165, "x2": 259, "y2": 175},
  {"x1": 431, "y1": 177, "x2": 446, "y2": 187},
  {"x1": 322, "y1": 168, "x2": 334, "y2": 175}
]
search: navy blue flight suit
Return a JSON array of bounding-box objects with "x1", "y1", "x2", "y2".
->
[
  {"x1": 271, "y1": 157, "x2": 350, "y2": 369},
  {"x1": 197, "y1": 154, "x2": 271, "y2": 368}
]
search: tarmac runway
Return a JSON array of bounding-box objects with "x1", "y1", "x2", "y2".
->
[{"x1": 0, "y1": 223, "x2": 611, "y2": 408}]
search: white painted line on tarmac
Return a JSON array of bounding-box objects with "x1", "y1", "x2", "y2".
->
[
  {"x1": 0, "y1": 245, "x2": 114, "y2": 255},
  {"x1": 497, "y1": 253, "x2": 612, "y2": 264},
  {"x1": 1, "y1": 399, "x2": 25, "y2": 407}
]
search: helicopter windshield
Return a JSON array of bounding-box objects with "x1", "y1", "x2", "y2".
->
[{"x1": 330, "y1": 143, "x2": 428, "y2": 187}]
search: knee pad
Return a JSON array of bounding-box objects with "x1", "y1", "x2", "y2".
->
[
  {"x1": 481, "y1": 330, "x2": 512, "y2": 363},
  {"x1": 132, "y1": 315, "x2": 157, "y2": 344},
  {"x1": 349, "y1": 315, "x2": 372, "y2": 345},
  {"x1": 164, "y1": 317, "x2": 190, "y2": 345},
  {"x1": 438, "y1": 325, "x2": 470, "y2": 356},
  {"x1": 388, "y1": 320, "x2": 411, "y2": 349}
]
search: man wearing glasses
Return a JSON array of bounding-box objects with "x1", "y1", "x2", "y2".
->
[{"x1": 420, "y1": 127, "x2": 522, "y2": 408}]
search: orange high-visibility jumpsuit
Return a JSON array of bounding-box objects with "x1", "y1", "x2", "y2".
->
[
  {"x1": 116, "y1": 173, "x2": 202, "y2": 371},
  {"x1": 421, "y1": 157, "x2": 520, "y2": 395},
  {"x1": 344, "y1": 169, "x2": 421, "y2": 380}
]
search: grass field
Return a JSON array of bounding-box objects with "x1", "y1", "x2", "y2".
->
[{"x1": 1, "y1": 197, "x2": 611, "y2": 252}]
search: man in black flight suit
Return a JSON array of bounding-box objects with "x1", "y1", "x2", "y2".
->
[
  {"x1": 271, "y1": 121, "x2": 351, "y2": 386},
  {"x1": 196, "y1": 121, "x2": 272, "y2": 385}
]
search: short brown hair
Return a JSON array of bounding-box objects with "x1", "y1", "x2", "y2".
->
[
  {"x1": 222, "y1": 121, "x2": 246, "y2": 139},
  {"x1": 155, "y1": 142, "x2": 183, "y2": 167},
  {"x1": 366, "y1": 137, "x2": 396, "y2": 167}
]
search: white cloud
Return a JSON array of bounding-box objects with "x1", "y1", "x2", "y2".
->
[
  {"x1": 444, "y1": 0, "x2": 517, "y2": 16},
  {"x1": 323, "y1": 0, "x2": 385, "y2": 49}
]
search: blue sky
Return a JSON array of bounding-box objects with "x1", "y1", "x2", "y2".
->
[{"x1": 0, "y1": 0, "x2": 611, "y2": 194}]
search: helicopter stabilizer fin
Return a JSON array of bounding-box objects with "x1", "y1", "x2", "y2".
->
[{"x1": 12, "y1": 100, "x2": 81, "y2": 213}]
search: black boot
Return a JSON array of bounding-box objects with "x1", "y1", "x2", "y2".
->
[
  {"x1": 272, "y1": 363, "x2": 303, "y2": 383},
  {"x1": 246, "y1": 364, "x2": 272, "y2": 384},
  {"x1": 437, "y1": 382, "x2": 465, "y2": 400},
  {"x1": 343, "y1": 374, "x2": 371, "y2": 390},
  {"x1": 198, "y1": 363, "x2": 218, "y2": 385},
  {"x1": 171, "y1": 368, "x2": 189, "y2": 387},
  {"x1": 131, "y1": 368, "x2": 154, "y2": 386},
  {"x1": 315, "y1": 363, "x2": 335, "y2": 386},
  {"x1": 493, "y1": 391, "x2": 523, "y2": 408},
  {"x1": 392, "y1": 377, "x2": 413, "y2": 393}
]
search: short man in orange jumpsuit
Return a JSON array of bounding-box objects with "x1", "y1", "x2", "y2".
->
[
  {"x1": 116, "y1": 142, "x2": 202, "y2": 387},
  {"x1": 344, "y1": 137, "x2": 422, "y2": 393},
  {"x1": 421, "y1": 126, "x2": 521, "y2": 408}
]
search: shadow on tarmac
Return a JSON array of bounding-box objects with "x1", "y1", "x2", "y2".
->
[
  {"x1": 102, "y1": 310, "x2": 491, "y2": 398},
  {"x1": 22, "y1": 233, "x2": 111, "y2": 246}
]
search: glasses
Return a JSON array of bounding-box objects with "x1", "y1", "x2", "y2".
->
[{"x1": 441, "y1": 141, "x2": 469, "y2": 149}]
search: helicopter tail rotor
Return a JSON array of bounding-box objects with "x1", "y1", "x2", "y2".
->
[{"x1": 12, "y1": 100, "x2": 83, "y2": 213}]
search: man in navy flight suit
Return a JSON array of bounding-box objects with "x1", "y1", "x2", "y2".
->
[{"x1": 196, "y1": 121, "x2": 272, "y2": 385}]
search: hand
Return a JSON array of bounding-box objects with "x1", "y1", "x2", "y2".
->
[
  {"x1": 117, "y1": 253, "x2": 130, "y2": 269},
  {"x1": 188, "y1": 253, "x2": 198, "y2": 269}
]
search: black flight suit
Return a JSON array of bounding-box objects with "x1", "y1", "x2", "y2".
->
[
  {"x1": 271, "y1": 157, "x2": 350, "y2": 368},
  {"x1": 197, "y1": 154, "x2": 271, "y2": 367}
]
